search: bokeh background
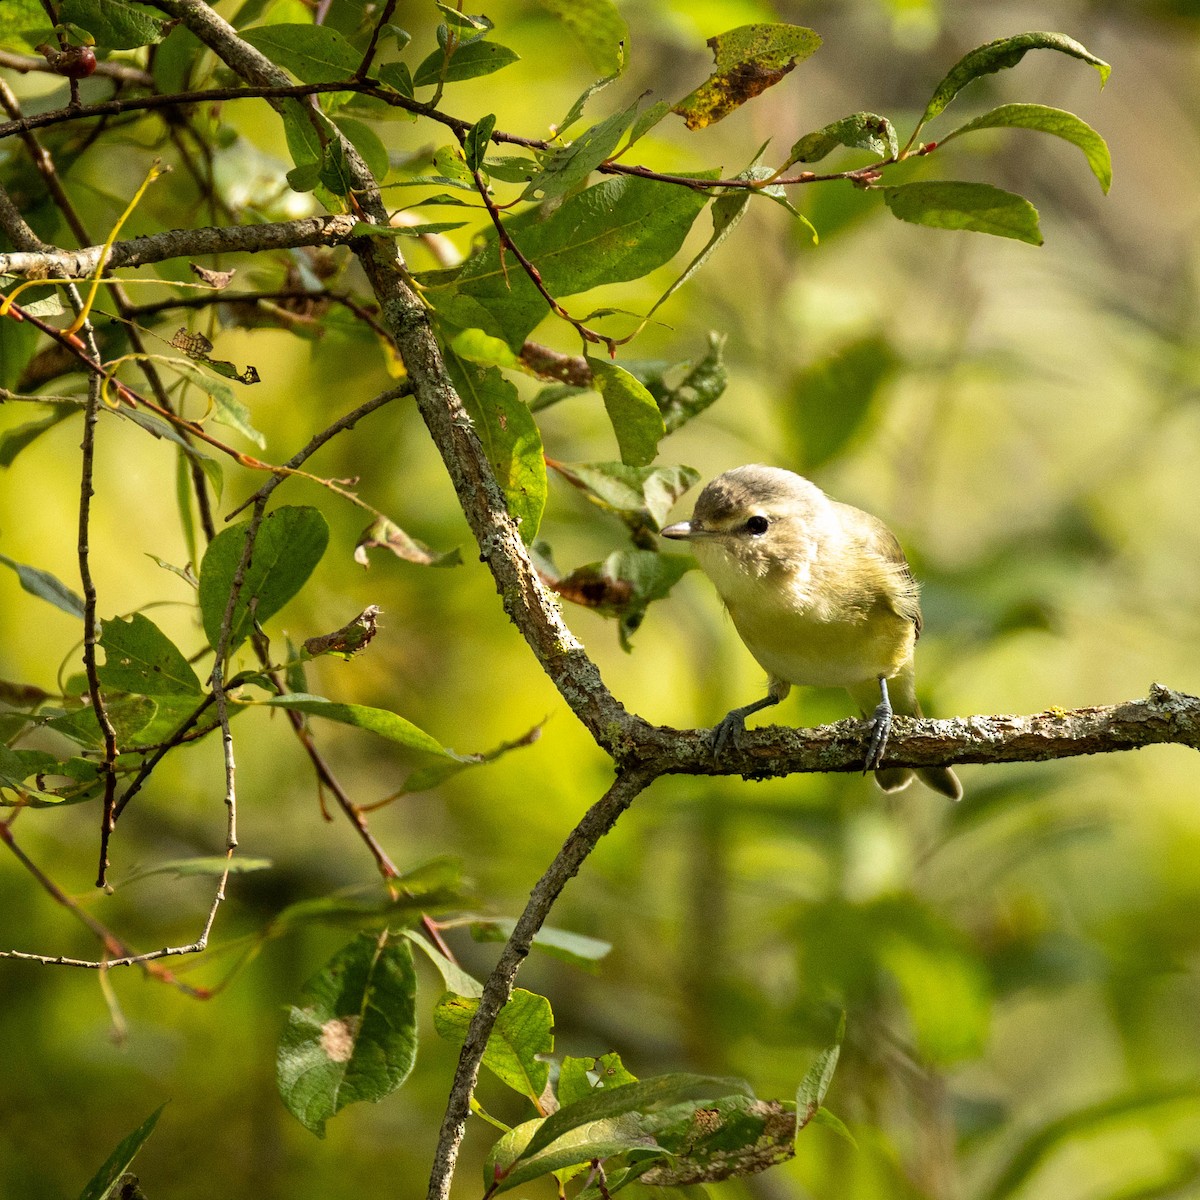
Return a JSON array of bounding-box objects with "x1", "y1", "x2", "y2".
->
[{"x1": 2, "y1": 1, "x2": 1200, "y2": 1197}]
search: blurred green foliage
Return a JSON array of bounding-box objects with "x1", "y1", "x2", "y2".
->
[{"x1": 1, "y1": 2, "x2": 1200, "y2": 1199}]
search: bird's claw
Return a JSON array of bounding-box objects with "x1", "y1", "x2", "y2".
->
[
  {"x1": 712, "y1": 711, "x2": 746, "y2": 757},
  {"x1": 864, "y1": 700, "x2": 892, "y2": 773}
]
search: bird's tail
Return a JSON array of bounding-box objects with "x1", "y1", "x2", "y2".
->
[{"x1": 848, "y1": 669, "x2": 962, "y2": 802}]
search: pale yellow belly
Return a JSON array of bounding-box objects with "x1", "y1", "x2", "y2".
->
[{"x1": 728, "y1": 599, "x2": 913, "y2": 689}]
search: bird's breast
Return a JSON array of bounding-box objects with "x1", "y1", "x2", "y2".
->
[{"x1": 712, "y1": 563, "x2": 914, "y2": 689}]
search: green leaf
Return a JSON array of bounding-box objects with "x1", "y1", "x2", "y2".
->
[
  {"x1": 403, "y1": 928, "x2": 483, "y2": 999},
  {"x1": 535, "y1": 0, "x2": 628, "y2": 76},
  {"x1": 916, "y1": 32, "x2": 1110, "y2": 131},
  {"x1": 353, "y1": 516, "x2": 462, "y2": 569},
  {"x1": 377, "y1": 60, "x2": 414, "y2": 98},
  {"x1": 76, "y1": 1104, "x2": 165, "y2": 1200},
  {"x1": 0, "y1": 552, "x2": 85, "y2": 618},
  {"x1": 120, "y1": 856, "x2": 272, "y2": 885},
  {"x1": 257, "y1": 693, "x2": 468, "y2": 759},
  {"x1": 522, "y1": 99, "x2": 640, "y2": 201},
  {"x1": 673, "y1": 24, "x2": 822, "y2": 130},
  {"x1": 558, "y1": 1052, "x2": 638, "y2": 1107},
  {"x1": 446, "y1": 353, "x2": 547, "y2": 540},
  {"x1": 645, "y1": 181, "x2": 754, "y2": 320},
  {"x1": 434, "y1": 989, "x2": 554, "y2": 1102},
  {"x1": 463, "y1": 113, "x2": 496, "y2": 174},
  {"x1": 241, "y1": 23, "x2": 361, "y2": 83},
  {"x1": 449, "y1": 328, "x2": 518, "y2": 368},
  {"x1": 522, "y1": 1074, "x2": 754, "y2": 1162},
  {"x1": 786, "y1": 335, "x2": 897, "y2": 470},
  {"x1": 809, "y1": 1107, "x2": 857, "y2": 1147},
  {"x1": 796, "y1": 1034, "x2": 843, "y2": 1123},
  {"x1": 197, "y1": 505, "x2": 329, "y2": 655},
  {"x1": 424, "y1": 175, "x2": 712, "y2": 350},
  {"x1": 412, "y1": 40, "x2": 520, "y2": 88},
  {"x1": 43, "y1": 694, "x2": 158, "y2": 749},
  {"x1": 277, "y1": 931, "x2": 418, "y2": 1137},
  {"x1": 269, "y1": 863, "x2": 465, "y2": 934},
  {"x1": 470, "y1": 918, "x2": 613, "y2": 969},
  {"x1": 882, "y1": 180, "x2": 1043, "y2": 245},
  {"x1": 156, "y1": 355, "x2": 264, "y2": 445},
  {"x1": 280, "y1": 100, "x2": 332, "y2": 185},
  {"x1": 98, "y1": 612, "x2": 202, "y2": 696},
  {"x1": 941, "y1": 103, "x2": 1112, "y2": 193},
  {"x1": 787, "y1": 112, "x2": 899, "y2": 164},
  {"x1": 588, "y1": 359, "x2": 665, "y2": 468},
  {"x1": 59, "y1": 0, "x2": 166, "y2": 49},
  {"x1": 0, "y1": 745, "x2": 86, "y2": 807},
  {"x1": 334, "y1": 117, "x2": 390, "y2": 182},
  {"x1": 550, "y1": 460, "x2": 700, "y2": 531},
  {"x1": 633, "y1": 332, "x2": 728, "y2": 434}
]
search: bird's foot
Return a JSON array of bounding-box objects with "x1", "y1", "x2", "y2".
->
[
  {"x1": 712, "y1": 710, "x2": 747, "y2": 757},
  {"x1": 864, "y1": 699, "x2": 892, "y2": 773}
]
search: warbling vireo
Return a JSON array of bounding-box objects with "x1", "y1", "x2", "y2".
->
[{"x1": 662, "y1": 465, "x2": 961, "y2": 800}]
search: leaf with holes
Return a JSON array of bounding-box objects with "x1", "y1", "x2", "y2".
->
[
  {"x1": 434, "y1": 989, "x2": 554, "y2": 1102},
  {"x1": 98, "y1": 612, "x2": 202, "y2": 696},
  {"x1": 673, "y1": 24, "x2": 821, "y2": 130}
]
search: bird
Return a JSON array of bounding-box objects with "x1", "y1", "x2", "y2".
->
[{"x1": 661, "y1": 464, "x2": 961, "y2": 800}]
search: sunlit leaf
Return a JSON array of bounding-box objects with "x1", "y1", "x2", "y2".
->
[
  {"x1": 587, "y1": 359, "x2": 665, "y2": 467},
  {"x1": 59, "y1": 0, "x2": 166, "y2": 49},
  {"x1": 787, "y1": 112, "x2": 899, "y2": 164},
  {"x1": 522, "y1": 99, "x2": 640, "y2": 201},
  {"x1": 256, "y1": 693, "x2": 468, "y2": 759},
  {"x1": 535, "y1": 0, "x2": 628, "y2": 77},
  {"x1": 446, "y1": 353, "x2": 546, "y2": 540},
  {"x1": 882, "y1": 181, "x2": 1043, "y2": 245},
  {"x1": 413, "y1": 40, "x2": 519, "y2": 88},
  {"x1": 549, "y1": 460, "x2": 700, "y2": 531},
  {"x1": 917, "y1": 31, "x2": 1110, "y2": 131},
  {"x1": 425, "y1": 175, "x2": 712, "y2": 350},
  {"x1": 941, "y1": 103, "x2": 1111, "y2": 192},
  {"x1": 674, "y1": 24, "x2": 822, "y2": 130},
  {"x1": 434, "y1": 989, "x2": 554, "y2": 1101},
  {"x1": 470, "y1": 918, "x2": 613, "y2": 969}
]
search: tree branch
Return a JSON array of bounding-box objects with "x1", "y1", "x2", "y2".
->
[
  {"x1": 626, "y1": 685, "x2": 1200, "y2": 777},
  {"x1": 0, "y1": 213, "x2": 362, "y2": 277}
]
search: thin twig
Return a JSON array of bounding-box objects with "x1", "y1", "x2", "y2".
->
[
  {"x1": 0, "y1": 819, "x2": 220, "y2": 992},
  {"x1": 355, "y1": 0, "x2": 400, "y2": 79},
  {"x1": 426, "y1": 765, "x2": 659, "y2": 1200}
]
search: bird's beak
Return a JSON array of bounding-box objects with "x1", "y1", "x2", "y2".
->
[{"x1": 661, "y1": 520, "x2": 702, "y2": 540}]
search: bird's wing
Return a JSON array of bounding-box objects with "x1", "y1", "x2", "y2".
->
[{"x1": 836, "y1": 502, "x2": 924, "y2": 637}]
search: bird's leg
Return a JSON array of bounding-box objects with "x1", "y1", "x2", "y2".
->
[
  {"x1": 713, "y1": 694, "x2": 780, "y2": 756},
  {"x1": 863, "y1": 675, "x2": 893, "y2": 772}
]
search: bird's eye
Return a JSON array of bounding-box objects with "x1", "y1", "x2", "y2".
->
[{"x1": 745, "y1": 515, "x2": 770, "y2": 535}]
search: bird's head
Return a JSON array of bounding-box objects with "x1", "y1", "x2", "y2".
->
[{"x1": 661, "y1": 465, "x2": 829, "y2": 582}]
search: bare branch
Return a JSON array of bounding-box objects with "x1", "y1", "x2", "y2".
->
[{"x1": 426, "y1": 764, "x2": 659, "y2": 1200}]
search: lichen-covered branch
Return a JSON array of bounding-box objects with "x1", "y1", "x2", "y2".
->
[{"x1": 0, "y1": 213, "x2": 362, "y2": 277}]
